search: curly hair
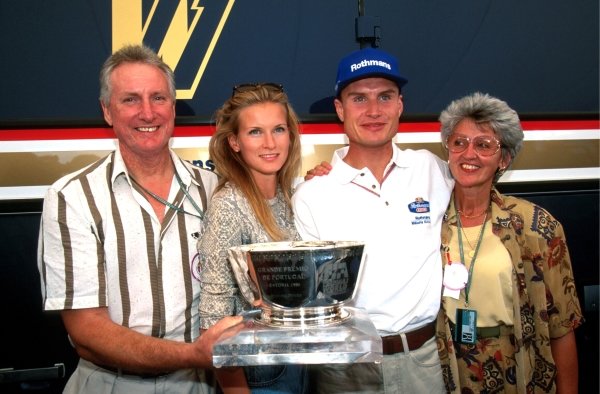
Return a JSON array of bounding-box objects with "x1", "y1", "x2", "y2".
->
[{"x1": 439, "y1": 92, "x2": 524, "y2": 181}]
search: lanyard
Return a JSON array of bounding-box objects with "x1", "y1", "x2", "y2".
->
[
  {"x1": 130, "y1": 170, "x2": 204, "y2": 220},
  {"x1": 174, "y1": 171, "x2": 204, "y2": 219},
  {"x1": 454, "y1": 200, "x2": 488, "y2": 307}
]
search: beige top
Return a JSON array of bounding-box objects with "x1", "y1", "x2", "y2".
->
[{"x1": 445, "y1": 220, "x2": 514, "y2": 327}]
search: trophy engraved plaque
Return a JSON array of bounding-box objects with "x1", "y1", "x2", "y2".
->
[{"x1": 213, "y1": 241, "x2": 382, "y2": 367}]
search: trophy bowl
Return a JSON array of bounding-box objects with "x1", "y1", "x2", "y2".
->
[{"x1": 228, "y1": 240, "x2": 365, "y2": 327}]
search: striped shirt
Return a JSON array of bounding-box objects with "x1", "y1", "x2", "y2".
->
[{"x1": 38, "y1": 148, "x2": 217, "y2": 343}]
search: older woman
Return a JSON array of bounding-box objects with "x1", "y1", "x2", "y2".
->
[{"x1": 436, "y1": 92, "x2": 583, "y2": 393}]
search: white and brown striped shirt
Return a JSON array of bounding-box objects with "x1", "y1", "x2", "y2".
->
[{"x1": 38, "y1": 148, "x2": 217, "y2": 343}]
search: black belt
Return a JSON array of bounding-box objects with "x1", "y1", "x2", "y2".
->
[
  {"x1": 98, "y1": 364, "x2": 169, "y2": 379},
  {"x1": 381, "y1": 321, "x2": 436, "y2": 355}
]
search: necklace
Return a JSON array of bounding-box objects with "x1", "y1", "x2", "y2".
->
[
  {"x1": 461, "y1": 224, "x2": 485, "y2": 258},
  {"x1": 456, "y1": 200, "x2": 489, "y2": 258},
  {"x1": 456, "y1": 208, "x2": 488, "y2": 219},
  {"x1": 455, "y1": 202, "x2": 489, "y2": 307}
]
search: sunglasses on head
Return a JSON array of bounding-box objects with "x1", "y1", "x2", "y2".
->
[{"x1": 232, "y1": 82, "x2": 284, "y2": 96}]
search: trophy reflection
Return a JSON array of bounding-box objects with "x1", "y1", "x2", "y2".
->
[{"x1": 213, "y1": 241, "x2": 382, "y2": 367}]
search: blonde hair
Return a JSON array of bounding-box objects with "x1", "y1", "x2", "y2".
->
[{"x1": 210, "y1": 85, "x2": 301, "y2": 240}]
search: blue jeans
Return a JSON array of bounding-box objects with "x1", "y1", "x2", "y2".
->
[{"x1": 244, "y1": 365, "x2": 307, "y2": 394}]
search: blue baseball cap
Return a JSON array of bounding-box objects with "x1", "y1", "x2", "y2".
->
[{"x1": 335, "y1": 47, "x2": 408, "y2": 96}]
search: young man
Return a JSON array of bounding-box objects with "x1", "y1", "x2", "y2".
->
[
  {"x1": 38, "y1": 44, "x2": 242, "y2": 393},
  {"x1": 292, "y1": 47, "x2": 453, "y2": 393}
]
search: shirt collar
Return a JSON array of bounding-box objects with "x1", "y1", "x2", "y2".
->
[
  {"x1": 172, "y1": 153, "x2": 200, "y2": 188},
  {"x1": 330, "y1": 143, "x2": 404, "y2": 184},
  {"x1": 110, "y1": 147, "x2": 196, "y2": 188},
  {"x1": 391, "y1": 143, "x2": 414, "y2": 168},
  {"x1": 110, "y1": 146, "x2": 129, "y2": 186}
]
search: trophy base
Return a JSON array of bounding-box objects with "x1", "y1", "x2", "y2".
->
[
  {"x1": 258, "y1": 304, "x2": 350, "y2": 327},
  {"x1": 213, "y1": 307, "x2": 382, "y2": 367}
]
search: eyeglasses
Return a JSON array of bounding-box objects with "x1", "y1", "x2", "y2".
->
[
  {"x1": 232, "y1": 82, "x2": 284, "y2": 96},
  {"x1": 444, "y1": 134, "x2": 502, "y2": 156}
]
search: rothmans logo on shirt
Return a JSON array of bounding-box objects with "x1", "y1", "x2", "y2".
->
[
  {"x1": 409, "y1": 197, "x2": 431, "y2": 225},
  {"x1": 408, "y1": 197, "x2": 430, "y2": 213},
  {"x1": 350, "y1": 59, "x2": 392, "y2": 72}
]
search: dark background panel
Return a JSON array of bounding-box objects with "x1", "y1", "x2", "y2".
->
[
  {"x1": 0, "y1": 0, "x2": 598, "y2": 122},
  {"x1": 0, "y1": 211, "x2": 78, "y2": 393},
  {"x1": 378, "y1": 0, "x2": 600, "y2": 114},
  {"x1": 497, "y1": 182, "x2": 599, "y2": 394}
]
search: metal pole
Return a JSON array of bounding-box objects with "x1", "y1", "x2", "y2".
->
[{"x1": 356, "y1": 0, "x2": 380, "y2": 48}]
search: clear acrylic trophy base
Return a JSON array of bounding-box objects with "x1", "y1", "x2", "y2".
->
[{"x1": 213, "y1": 307, "x2": 382, "y2": 367}]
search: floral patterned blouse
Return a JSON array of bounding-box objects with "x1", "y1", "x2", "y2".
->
[{"x1": 436, "y1": 188, "x2": 583, "y2": 393}]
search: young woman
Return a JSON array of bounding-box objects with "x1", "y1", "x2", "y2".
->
[{"x1": 197, "y1": 83, "x2": 306, "y2": 393}]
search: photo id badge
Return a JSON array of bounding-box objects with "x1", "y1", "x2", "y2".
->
[{"x1": 454, "y1": 308, "x2": 477, "y2": 344}]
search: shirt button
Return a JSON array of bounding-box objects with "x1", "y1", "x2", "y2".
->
[
  {"x1": 360, "y1": 173, "x2": 365, "y2": 176},
  {"x1": 371, "y1": 185, "x2": 376, "y2": 189},
  {"x1": 385, "y1": 201, "x2": 389, "y2": 206}
]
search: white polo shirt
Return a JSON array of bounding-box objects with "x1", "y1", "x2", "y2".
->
[{"x1": 292, "y1": 144, "x2": 453, "y2": 334}]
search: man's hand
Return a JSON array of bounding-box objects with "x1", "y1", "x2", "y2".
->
[
  {"x1": 194, "y1": 316, "x2": 244, "y2": 368},
  {"x1": 305, "y1": 161, "x2": 332, "y2": 181},
  {"x1": 62, "y1": 308, "x2": 244, "y2": 373}
]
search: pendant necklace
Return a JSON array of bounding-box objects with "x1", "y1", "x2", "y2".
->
[
  {"x1": 455, "y1": 199, "x2": 489, "y2": 307},
  {"x1": 462, "y1": 228, "x2": 477, "y2": 258},
  {"x1": 456, "y1": 204, "x2": 488, "y2": 258}
]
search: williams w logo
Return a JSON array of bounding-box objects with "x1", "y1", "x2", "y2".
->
[{"x1": 112, "y1": 0, "x2": 235, "y2": 99}]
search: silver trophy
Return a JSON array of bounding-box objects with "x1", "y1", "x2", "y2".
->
[{"x1": 212, "y1": 241, "x2": 382, "y2": 367}]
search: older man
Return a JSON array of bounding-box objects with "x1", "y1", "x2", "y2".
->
[{"x1": 38, "y1": 44, "x2": 241, "y2": 393}]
